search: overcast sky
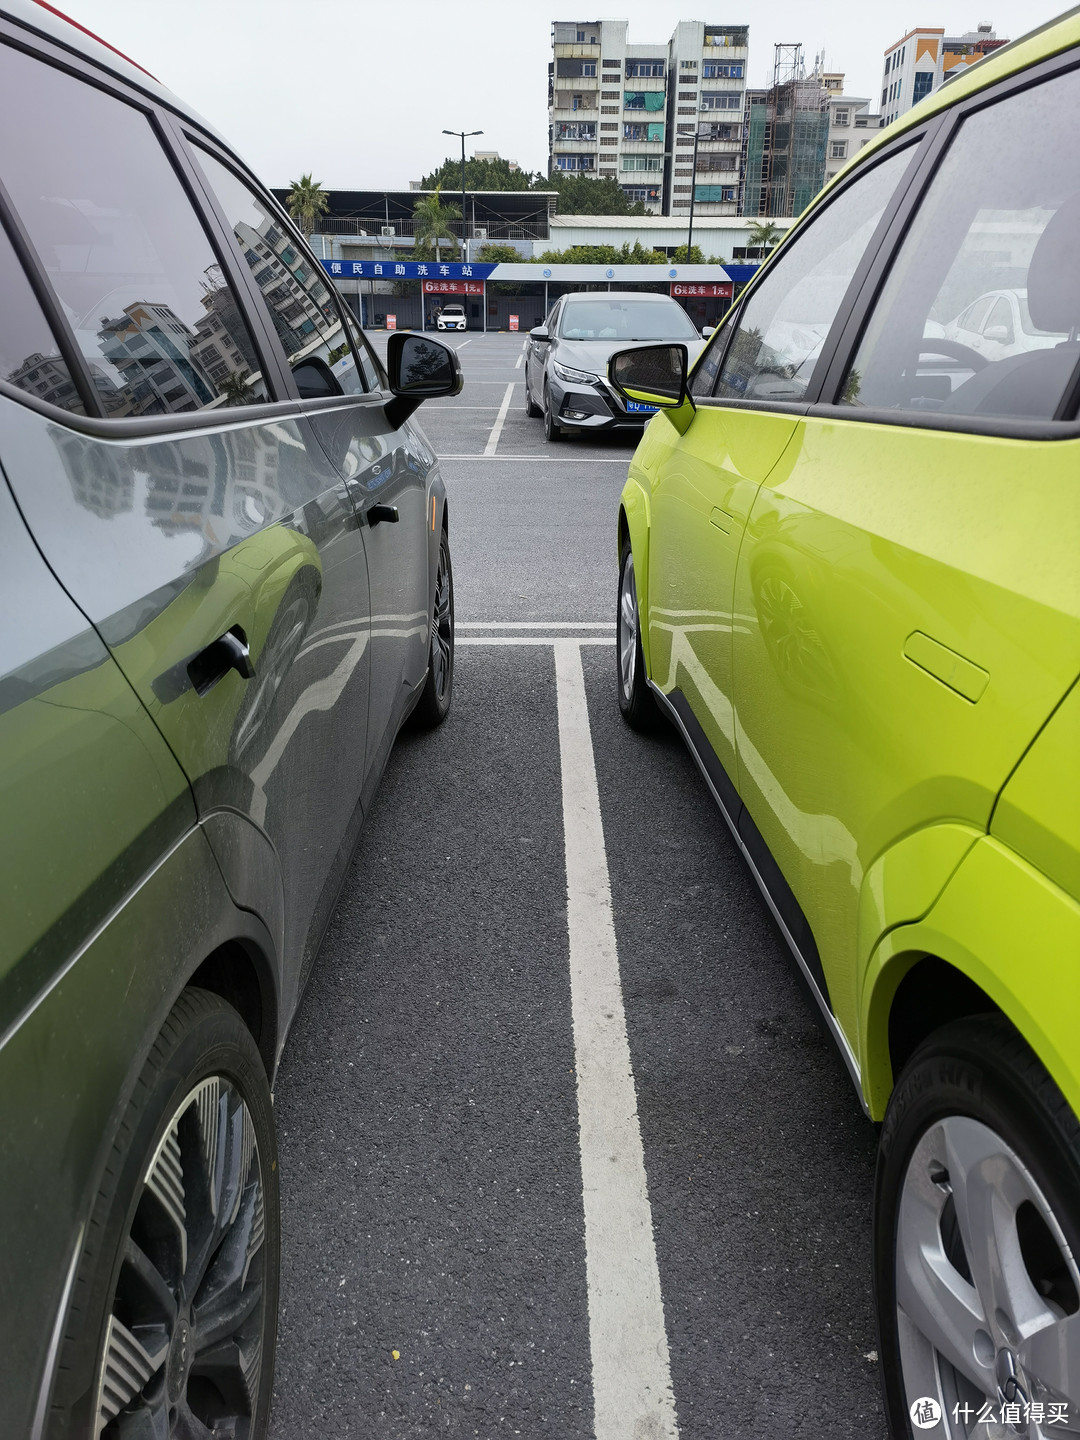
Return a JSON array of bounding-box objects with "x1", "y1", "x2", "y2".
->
[{"x1": 59, "y1": 0, "x2": 1071, "y2": 189}]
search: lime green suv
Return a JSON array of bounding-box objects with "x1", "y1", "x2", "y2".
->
[{"x1": 612, "y1": 16, "x2": 1080, "y2": 1437}]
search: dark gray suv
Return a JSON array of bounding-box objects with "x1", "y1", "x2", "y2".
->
[{"x1": 0, "y1": 4, "x2": 463, "y2": 1435}]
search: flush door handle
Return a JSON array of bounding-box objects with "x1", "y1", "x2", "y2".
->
[
  {"x1": 368, "y1": 504, "x2": 399, "y2": 526},
  {"x1": 188, "y1": 628, "x2": 255, "y2": 696}
]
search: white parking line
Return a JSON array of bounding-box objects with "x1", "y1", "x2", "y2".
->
[
  {"x1": 515, "y1": 352, "x2": 524, "y2": 368},
  {"x1": 459, "y1": 621, "x2": 614, "y2": 629},
  {"x1": 483, "y1": 383, "x2": 515, "y2": 457},
  {"x1": 554, "y1": 641, "x2": 680, "y2": 1440},
  {"x1": 458, "y1": 636, "x2": 612, "y2": 646}
]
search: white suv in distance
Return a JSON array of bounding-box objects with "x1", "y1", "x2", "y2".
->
[{"x1": 437, "y1": 303, "x2": 467, "y2": 332}]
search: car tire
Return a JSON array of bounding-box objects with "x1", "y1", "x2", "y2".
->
[
  {"x1": 524, "y1": 370, "x2": 542, "y2": 419},
  {"x1": 874, "y1": 1013, "x2": 1080, "y2": 1439},
  {"x1": 47, "y1": 987, "x2": 279, "y2": 1440},
  {"x1": 543, "y1": 383, "x2": 564, "y2": 442},
  {"x1": 617, "y1": 539, "x2": 658, "y2": 731},
  {"x1": 409, "y1": 527, "x2": 454, "y2": 729}
]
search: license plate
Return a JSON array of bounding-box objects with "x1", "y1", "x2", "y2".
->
[{"x1": 626, "y1": 400, "x2": 658, "y2": 414}]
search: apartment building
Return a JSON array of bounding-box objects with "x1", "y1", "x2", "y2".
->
[
  {"x1": 822, "y1": 72, "x2": 883, "y2": 185},
  {"x1": 880, "y1": 22, "x2": 1008, "y2": 126},
  {"x1": 548, "y1": 19, "x2": 749, "y2": 217}
]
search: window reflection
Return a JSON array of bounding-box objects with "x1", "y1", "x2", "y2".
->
[{"x1": 0, "y1": 41, "x2": 267, "y2": 415}]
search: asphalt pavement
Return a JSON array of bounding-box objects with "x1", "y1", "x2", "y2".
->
[{"x1": 269, "y1": 331, "x2": 887, "y2": 1438}]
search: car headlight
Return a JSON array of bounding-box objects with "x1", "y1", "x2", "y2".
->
[{"x1": 552, "y1": 360, "x2": 601, "y2": 385}]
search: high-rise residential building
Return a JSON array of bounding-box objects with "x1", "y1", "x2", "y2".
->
[
  {"x1": 821, "y1": 72, "x2": 883, "y2": 186},
  {"x1": 548, "y1": 20, "x2": 749, "y2": 217},
  {"x1": 880, "y1": 22, "x2": 1008, "y2": 126}
]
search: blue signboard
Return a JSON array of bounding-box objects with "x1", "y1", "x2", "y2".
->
[{"x1": 321, "y1": 259, "x2": 497, "y2": 280}]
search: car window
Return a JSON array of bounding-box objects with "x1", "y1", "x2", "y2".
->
[
  {"x1": 0, "y1": 221, "x2": 86, "y2": 415},
  {"x1": 709, "y1": 145, "x2": 914, "y2": 404},
  {"x1": 986, "y1": 297, "x2": 1015, "y2": 345},
  {"x1": 341, "y1": 304, "x2": 384, "y2": 391},
  {"x1": 557, "y1": 297, "x2": 698, "y2": 341},
  {"x1": 958, "y1": 295, "x2": 993, "y2": 333},
  {"x1": 0, "y1": 43, "x2": 270, "y2": 415},
  {"x1": 840, "y1": 67, "x2": 1080, "y2": 421},
  {"x1": 192, "y1": 147, "x2": 363, "y2": 395}
]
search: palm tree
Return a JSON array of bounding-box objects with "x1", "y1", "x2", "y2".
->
[
  {"x1": 745, "y1": 220, "x2": 782, "y2": 257},
  {"x1": 413, "y1": 187, "x2": 462, "y2": 263},
  {"x1": 286, "y1": 174, "x2": 329, "y2": 238}
]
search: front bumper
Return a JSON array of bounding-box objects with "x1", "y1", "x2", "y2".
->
[
  {"x1": 437, "y1": 320, "x2": 466, "y2": 331},
  {"x1": 549, "y1": 373, "x2": 652, "y2": 431}
]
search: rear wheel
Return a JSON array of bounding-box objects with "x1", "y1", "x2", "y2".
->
[
  {"x1": 617, "y1": 539, "x2": 658, "y2": 730},
  {"x1": 524, "y1": 366, "x2": 542, "y2": 419},
  {"x1": 49, "y1": 988, "x2": 278, "y2": 1440},
  {"x1": 875, "y1": 1015, "x2": 1080, "y2": 1438},
  {"x1": 410, "y1": 529, "x2": 454, "y2": 728}
]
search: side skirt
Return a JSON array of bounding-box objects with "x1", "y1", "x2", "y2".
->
[{"x1": 650, "y1": 681, "x2": 866, "y2": 1112}]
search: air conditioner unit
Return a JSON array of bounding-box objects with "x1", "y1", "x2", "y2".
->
[
  {"x1": 380, "y1": 225, "x2": 396, "y2": 237},
  {"x1": 474, "y1": 227, "x2": 488, "y2": 241}
]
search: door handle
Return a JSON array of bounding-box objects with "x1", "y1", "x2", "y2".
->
[
  {"x1": 188, "y1": 627, "x2": 255, "y2": 696},
  {"x1": 368, "y1": 504, "x2": 399, "y2": 527}
]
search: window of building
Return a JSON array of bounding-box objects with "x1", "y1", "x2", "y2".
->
[
  {"x1": 626, "y1": 61, "x2": 665, "y2": 78},
  {"x1": 602, "y1": 105, "x2": 619, "y2": 114},
  {"x1": 576, "y1": 29, "x2": 584, "y2": 41},
  {"x1": 694, "y1": 185, "x2": 736, "y2": 203},
  {"x1": 195, "y1": 149, "x2": 364, "y2": 394},
  {"x1": 582, "y1": 62, "x2": 596, "y2": 77},
  {"x1": 699, "y1": 153, "x2": 737, "y2": 172},
  {"x1": 831, "y1": 141, "x2": 848, "y2": 159},
  {"x1": 623, "y1": 121, "x2": 664, "y2": 141},
  {"x1": 556, "y1": 121, "x2": 596, "y2": 140},
  {"x1": 681, "y1": 59, "x2": 698, "y2": 68},
  {"x1": 678, "y1": 106, "x2": 697, "y2": 114},
  {"x1": 622, "y1": 155, "x2": 663, "y2": 171},
  {"x1": 624, "y1": 91, "x2": 665, "y2": 112},
  {"x1": 701, "y1": 93, "x2": 742, "y2": 110},
  {"x1": 0, "y1": 43, "x2": 270, "y2": 416},
  {"x1": 834, "y1": 108, "x2": 850, "y2": 127},
  {"x1": 912, "y1": 71, "x2": 934, "y2": 104},
  {"x1": 600, "y1": 121, "x2": 618, "y2": 130},
  {"x1": 701, "y1": 146, "x2": 913, "y2": 402},
  {"x1": 841, "y1": 68, "x2": 1080, "y2": 421},
  {"x1": 599, "y1": 136, "x2": 618, "y2": 145},
  {"x1": 0, "y1": 222, "x2": 85, "y2": 414},
  {"x1": 702, "y1": 62, "x2": 743, "y2": 78},
  {"x1": 679, "y1": 92, "x2": 698, "y2": 100},
  {"x1": 603, "y1": 59, "x2": 621, "y2": 68}
]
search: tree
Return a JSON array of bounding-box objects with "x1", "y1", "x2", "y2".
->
[
  {"x1": 671, "y1": 244, "x2": 706, "y2": 264},
  {"x1": 413, "y1": 188, "x2": 462, "y2": 263},
  {"x1": 545, "y1": 171, "x2": 647, "y2": 216},
  {"x1": 420, "y1": 155, "x2": 536, "y2": 193},
  {"x1": 286, "y1": 174, "x2": 329, "y2": 238},
  {"x1": 535, "y1": 240, "x2": 668, "y2": 265},
  {"x1": 475, "y1": 242, "x2": 523, "y2": 264},
  {"x1": 745, "y1": 220, "x2": 783, "y2": 254}
]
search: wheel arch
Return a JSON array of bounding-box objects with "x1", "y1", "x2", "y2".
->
[
  {"x1": 619, "y1": 475, "x2": 653, "y2": 676},
  {"x1": 189, "y1": 936, "x2": 278, "y2": 1079}
]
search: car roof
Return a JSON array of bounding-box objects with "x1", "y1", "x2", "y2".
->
[
  {"x1": 562, "y1": 291, "x2": 676, "y2": 303},
  {"x1": 0, "y1": 0, "x2": 231, "y2": 150}
]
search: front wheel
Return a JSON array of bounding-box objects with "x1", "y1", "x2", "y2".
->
[
  {"x1": 48, "y1": 988, "x2": 279, "y2": 1440},
  {"x1": 875, "y1": 1015, "x2": 1080, "y2": 1438},
  {"x1": 410, "y1": 528, "x2": 454, "y2": 728},
  {"x1": 543, "y1": 384, "x2": 564, "y2": 442},
  {"x1": 617, "y1": 540, "x2": 658, "y2": 730}
]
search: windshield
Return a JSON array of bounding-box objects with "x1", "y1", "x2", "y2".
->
[{"x1": 558, "y1": 298, "x2": 698, "y2": 341}]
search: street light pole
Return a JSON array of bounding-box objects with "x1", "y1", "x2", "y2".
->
[
  {"x1": 442, "y1": 127, "x2": 483, "y2": 263},
  {"x1": 686, "y1": 128, "x2": 700, "y2": 261}
]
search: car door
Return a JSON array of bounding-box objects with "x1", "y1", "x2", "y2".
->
[
  {"x1": 182, "y1": 141, "x2": 433, "y2": 788},
  {"x1": 0, "y1": 42, "x2": 372, "y2": 997},
  {"x1": 730, "y1": 63, "x2": 1080, "y2": 1048},
  {"x1": 647, "y1": 143, "x2": 919, "y2": 793},
  {"x1": 527, "y1": 298, "x2": 560, "y2": 406}
]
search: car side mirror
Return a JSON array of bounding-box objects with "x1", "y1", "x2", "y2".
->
[
  {"x1": 702, "y1": 325, "x2": 715, "y2": 339},
  {"x1": 384, "y1": 332, "x2": 463, "y2": 427},
  {"x1": 530, "y1": 325, "x2": 551, "y2": 341},
  {"x1": 292, "y1": 356, "x2": 343, "y2": 400},
  {"x1": 609, "y1": 344, "x2": 689, "y2": 408},
  {"x1": 983, "y1": 324, "x2": 1010, "y2": 343}
]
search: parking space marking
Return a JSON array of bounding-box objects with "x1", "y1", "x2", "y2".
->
[
  {"x1": 554, "y1": 640, "x2": 680, "y2": 1440},
  {"x1": 458, "y1": 636, "x2": 612, "y2": 646},
  {"x1": 439, "y1": 454, "x2": 630, "y2": 462},
  {"x1": 515, "y1": 352, "x2": 524, "y2": 368},
  {"x1": 459, "y1": 621, "x2": 614, "y2": 629},
  {"x1": 483, "y1": 383, "x2": 515, "y2": 457}
]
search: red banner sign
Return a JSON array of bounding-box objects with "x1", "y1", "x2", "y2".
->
[
  {"x1": 671, "y1": 281, "x2": 732, "y2": 298},
  {"x1": 423, "y1": 279, "x2": 485, "y2": 295},
  {"x1": 385, "y1": 314, "x2": 397, "y2": 330},
  {"x1": 509, "y1": 314, "x2": 519, "y2": 331}
]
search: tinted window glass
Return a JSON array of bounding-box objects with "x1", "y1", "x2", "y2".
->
[
  {"x1": 711, "y1": 146, "x2": 913, "y2": 403},
  {"x1": 841, "y1": 68, "x2": 1080, "y2": 421},
  {"x1": 341, "y1": 304, "x2": 383, "y2": 390},
  {"x1": 557, "y1": 297, "x2": 698, "y2": 341},
  {"x1": 0, "y1": 223, "x2": 85, "y2": 414},
  {"x1": 193, "y1": 149, "x2": 362, "y2": 395},
  {"x1": 0, "y1": 44, "x2": 268, "y2": 415}
]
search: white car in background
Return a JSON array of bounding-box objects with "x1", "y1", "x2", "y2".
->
[
  {"x1": 943, "y1": 286, "x2": 1065, "y2": 360},
  {"x1": 437, "y1": 303, "x2": 467, "y2": 332}
]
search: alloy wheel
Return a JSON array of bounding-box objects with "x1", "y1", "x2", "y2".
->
[
  {"x1": 430, "y1": 542, "x2": 453, "y2": 704},
  {"x1": 95, "y1": 1076, "x2": 267, "y2": 1438},
  {"x1": 895, "y1": 1115, "x2": 1080, "y2": 1436},
  {"x1": 618, "y1": 551, "x2": 638, "y2": 700}
]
